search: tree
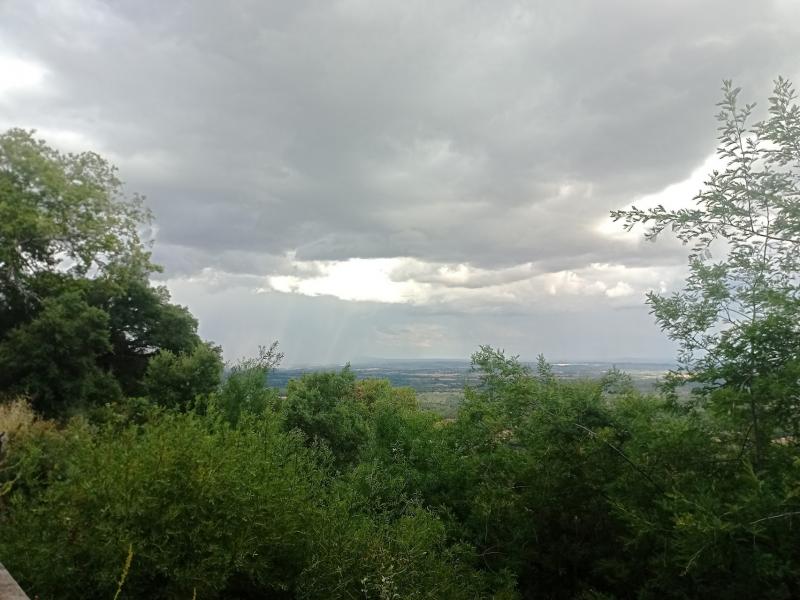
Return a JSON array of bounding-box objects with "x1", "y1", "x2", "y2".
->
[
  {"x1": 144, "y1": 343, "x2": 224, "y2": 411},
  {"x1": 85, "y1": 260, "x2": 203, "y2": 396},
  {"x1": 211, "y1": 342, "x2": 283, "y2": 424},
  {"x1": 353, "y1": 378, "x2": 417, "y2": 410},
  {"x1": 282, "y1": 366, "x2": 370, "y2": 468},
  {"x1": 0, "y1": 129, "x2": 206, "y2": 415},
  {"x1": 0, "y1": 129, "x2": 149, "y2": 306},
  {"x1": 0, "y1": 291, "x2": 120, "y2": 415},
  {"x1": 611, "y1": 78, "x2": 800, "y2": 463}
]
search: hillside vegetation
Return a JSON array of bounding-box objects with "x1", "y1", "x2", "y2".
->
[{"x1": 1, "y1": 79, "x2": 799, "y2": 599}]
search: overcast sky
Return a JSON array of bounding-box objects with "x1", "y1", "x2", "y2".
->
[{"x1": 2, "y1": 0, "x2": 799, "y2": 365}]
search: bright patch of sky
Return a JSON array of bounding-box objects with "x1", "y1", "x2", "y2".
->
[
  {"x1": 0, "y1": 55, "x2": 46, "y2": 97},
  {"x1": 595, "y1": 152, "x2": 723, "y2": 242}
]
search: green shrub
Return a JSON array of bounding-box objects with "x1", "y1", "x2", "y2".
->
[
  {"x1": 0, "y1": 412, "x2": 325, "y2": 598},
  {"x1": 282, "y1": 367, "x2": 370, "y2": 469},
  {"x1": 143, "y1": 342, "x2": 223, "y2": 410},
  {"x1": 209, "y1": 343, "x2": 282, "y2": 425}
]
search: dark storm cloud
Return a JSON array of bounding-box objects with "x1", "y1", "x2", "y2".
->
[
  {"x1": 3, "y1": 0, "x2": 798, "y2": 274},
  {"x1": 2, "y1": 0, "x2": 798, "y2": 360}
]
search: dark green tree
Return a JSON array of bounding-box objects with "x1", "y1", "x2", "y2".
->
[
  {"x1": 0, "y1": 291, "x2": 120, "y2": 415},
  {"x1": 85, "y1": 261, "x2": 203, "y2": 396},
  {"x1": 210, "y1": 342, "x2": 283, "y2": 424},
  {"x1": 144, "y1": 343, "x2": 224, "y2": 411},
  {"x1": 282, "y1": 366, "x2": 369, "y2": 468},
  {"x1": 0, "y1": 129, "x2": 209, "y2": 414}
]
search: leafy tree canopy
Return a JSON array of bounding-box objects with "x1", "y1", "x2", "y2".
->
[
  {"x1": 0, "y1": 129, "x2": 214, "y2": 415},
  {"x1": 612, "y1": 78, "x2": 800, "y2": 463},
  {"x1": 0, "y1": 128, "x2": 151, "y2": 301}
]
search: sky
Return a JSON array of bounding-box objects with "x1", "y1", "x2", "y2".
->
[{"x1": 2, "y1": 1, "x2": 799, "y2": 365}]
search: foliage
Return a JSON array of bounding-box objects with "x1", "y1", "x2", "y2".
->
[
  {"x1": 354, "y1": 377, "x2": 418, "y2": 410},
  {"x1": 0, "y1": 407, "x2": 498, "y2": 599},
  {"x1": 612, "y1": 78, "x2": 800, "y2": 465},
  {"x1": 0, "y1": 128, "x2": 150, "y2": 301},
  {"x1": 0, "y1": 129, "x2": 207, "y2": 415},
  {"x1": 210, "y1": 342, "x2": 282, "y2": 425},
  {"x1": 143, "y1": 342, "x2": 223, "y2": 411},
  {"x1": 600, "y1": 366, "x2": 636, "y2": 396},
  {"x1": 299, "y1": 499, "x2": 507, "y2": 600},
  {"x1": 86, "y1": 261, "x2": 203, "y2": 396},
  {"x1": 3, "y1": 347, "x2": 800, "y2": 598},
  {"x1": 0, "y1": 398, "x2": 39, "y2": 444},
  {"x1": 0, "y1": 398, "x2": 54, "y2": 475},
  {"x1": 282, "y1": 366, "x2": 370, "y2": 469},
  {"x1": 0, "y1": 412, "x2": 325, "y2": 598},
  {"x1": 0, "y1": 291, "x2": 121, "y2": 414}
]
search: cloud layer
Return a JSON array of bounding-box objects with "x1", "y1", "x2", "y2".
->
[{"x1": 2, "y1": 0, "x2": 798, "y2": 362}]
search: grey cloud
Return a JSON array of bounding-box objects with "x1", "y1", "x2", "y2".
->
[
  {"x1": 165, "y1": 275, "x2": 677, "y2": 365},
  {"x1": 389, "y1": 260, "x2": 537, "y2": 288},
  {"x1": 1, "y1": 0, "x2": 797, "y2": 361},
  {"x1": 150, "y1": 244, "x2": 285, "y2": 279},
  {"x1": 375, "y1": 324, "x2": 451, "y2": 350},
  {"x1": 3, "y1": 0, "x2": 798, "y2": 272}
]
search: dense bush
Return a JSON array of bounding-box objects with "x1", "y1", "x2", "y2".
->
[
  {"x1": 1, "y1": 412, "x2": 321, "y2": 598},
  {"x1": 143, "y1": 342, "x2": 224, "y2": 411},
  {"x1": 281, "y1": 367, "x2": 370, "y2": 469},
  {"x1": 0, "y1": 392, "x2": 499, "y2": 599},
  {"x1": 2, "y1": 349, "x2": 800, "y2": 598}
]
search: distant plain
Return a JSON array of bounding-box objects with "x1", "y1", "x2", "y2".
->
[{"x1": 270, "y1": 359, "x2": 675, "y2": 418}]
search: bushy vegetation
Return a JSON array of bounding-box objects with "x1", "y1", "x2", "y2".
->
[
  {"x1": 2, "y1": 352, "x2": 799, "y2": 599},
  {"x1": 1, "y1": 79, "x2": 799, "y2": 598}
]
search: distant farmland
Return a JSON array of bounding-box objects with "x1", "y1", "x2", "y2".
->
[{"x1": 270, "y1": 359, "x2": 673, "y2": 391}]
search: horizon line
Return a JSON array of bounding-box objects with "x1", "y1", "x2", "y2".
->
[{"x1": 277, "y1": 356, "x2": 678, "y2": 369}]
